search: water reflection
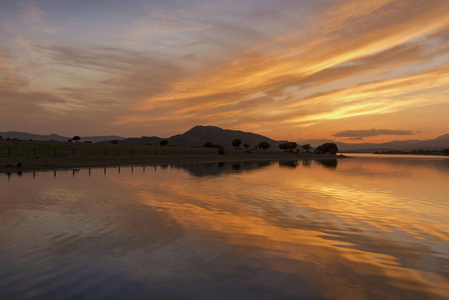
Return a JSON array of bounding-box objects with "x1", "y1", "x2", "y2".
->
[
  {"x1": 315, "y1": 159, "x2": 338, "y2": 169},
  {"x1": 1, "y1": 156, "x2": 449, "y2": 299},
  {"x1": 174, "y1": 161, "x2": 275, "y2": 177}
]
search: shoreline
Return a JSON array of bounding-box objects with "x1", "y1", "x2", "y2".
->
[{"x1": 0, "y1": 153, "x2": 346, "y2": 174}]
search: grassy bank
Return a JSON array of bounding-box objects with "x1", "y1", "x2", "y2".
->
[{"x1": 0, "y1": 139, "x2": 344, "y2": 173}]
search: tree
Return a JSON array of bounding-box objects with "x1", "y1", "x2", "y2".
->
[
  {"x1": 243, "y1": 143, "x2": 250, "y2": 150},
  {"x1": 302, "y1": 144, "x2": 312, "y2": 153},
  {"x1": 279, "y1": 142, "x2": 287, "y2": 151},
  {"x1": 279, "y1": 142, "x2": 297, "y2": 152},
  {"x1": 232, "y1": 139, "x2": 242, "y2": 148},
  {"x1": 258, "y1": 141, "x2": 271, "y2": 150},
  {"x1": 203, "y1": 142, "x2": 214, "y2": 148},
  {"x1": 288, "y1": 142, "x2": 297, "y2": 152},
  {"x1": 160, "y1": 139, "x2": 168, "y2": 146},
  {"x1": 67, "y1": 139, "x2": 72, "y2": 143},
  {"x1": 110, "y1": 139, "x2": 120, "y2": 144},
  {"x1": 72, "y1": 136, "x2": 81, "y2": 143},
  {"x1": 314, "y1": 143, "x2": 338, "y2": 155}
]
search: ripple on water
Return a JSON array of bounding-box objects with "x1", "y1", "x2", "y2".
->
[{"x1": 0, "y1": 160, "x2": 449, "y2": 299}]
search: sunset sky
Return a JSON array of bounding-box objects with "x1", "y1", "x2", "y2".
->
[{"x1": 1, "y1": 0, "x2": 449, "y2": 143}]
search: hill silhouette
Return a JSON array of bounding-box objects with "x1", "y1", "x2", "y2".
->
[
  {"x1": 169, "y1": 125, "x2": 278, "y2": 148},
  {"x1": 2, "y1": 127, "x2": 448, "y2": 152},
  {"x1": 115, "y1": 126, "x2": 279, "y2": 148},
  {"x1": 299, "y1": 134, "x2": 449, "y2": 152},
  {"x1": 0, "y1": 131, "x2": 124, "y2": 143}
]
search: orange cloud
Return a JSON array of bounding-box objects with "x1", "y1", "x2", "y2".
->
[{"x1": 2, "y1": 0, "x2": 449, "y2": 139}]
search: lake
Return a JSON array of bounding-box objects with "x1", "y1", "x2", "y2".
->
[{"x1": 1, "y1": 155, "x2": 449, "y2": 299}]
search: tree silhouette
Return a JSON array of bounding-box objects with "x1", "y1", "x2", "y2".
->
[
  {"x1": 110, "y1": 139, "x2": 120, "y2": 144},
  {"x1": 203, "y1": 142, "x2": 214, "y2": 148},
  {"x1": 232, "y1": 139, "x2": 242, "y2": 148},
  {"x1": 243, "y1": 143, "x2": 250, "y2": 150},
  {"x1": 72, "y1": 136, "x2": 81, "y2": 143},
  {"x1": 279, "y1": 142, "x2": 297, "y2": 152},
  {"x1": 258, "y1": 141, "x2": 271, "y2": 150},
  {"x1": 314, "y1": 143, "x2": 338, "y2": 155},
  {"x1": 302, "y1": 144, "x2": 312, "y2": 153},
  {"x1": 160, "y1": 139, "x2": 168, "y2": 146}
]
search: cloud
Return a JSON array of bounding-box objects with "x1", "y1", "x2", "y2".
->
[
  {"x1": 134, "y1": 0, "x2": 449, "y2": 117},
  {"x1": 18, "y1": 2, "x2": 57, "y2": 34},
  {"x1": 0, "y1": 47, "x2": 29, "y2": 90},
  {"x1": 332, "y1": 129, "x2": 416, "y2": 138},
  {"x1": 19, "y1": 2, "x2": 45, "y2": 23},
  {"x1": 2, "y1": 0, "x2": 449, "y2": 138},
  {"x1": 132, "y1": 13, "x2": 212, "y2": 38}
]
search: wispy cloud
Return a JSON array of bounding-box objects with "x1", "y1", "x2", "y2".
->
[
  {"x1": 132, "y1": 13, "x2": 212, "y2": 38},
  {"x1": 19, "y1": 2, "x2": 45, "y2": 23},
  {"x1": 332, "y1": 129, "x2": 416, "y2": 139},
  {"x1": 1, "y1": 0, "x2": 449, "y2": 138}
]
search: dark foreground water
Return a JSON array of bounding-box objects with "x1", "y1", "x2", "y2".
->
[{"x1": 1, "y1": 155, "x2": 449, "y2": 299}]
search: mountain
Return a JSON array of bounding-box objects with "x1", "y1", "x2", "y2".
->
[
  {"x1": 0, "y1": 131, "x2": 69, "y2": 141},
  {"x1": 169, "y1": 125, "x2": 279, "y2": 148},
  {"x1": 299, "y1": 134, "x2": 449, "y2": 152},
  {"x1": 117, "y1": 125, "x2": 279, "y2": 148},
  {"x1": 0, "y1": 131, "x2": 125, "y2": 143}
]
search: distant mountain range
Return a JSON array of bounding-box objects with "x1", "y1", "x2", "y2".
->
[
  {"x1": 299, "y1": 134, "x2": 449, "y2": 152},
  {"x1": 0, "y1": 131, "x2": 125, "y2": 143},
  {"x1": 1, "y1": 127, "x2": 448, "y2": 152}
]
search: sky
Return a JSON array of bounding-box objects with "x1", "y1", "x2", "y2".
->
[{"x1": 1, "y1": 0, "x2": 449, "y2": 143}]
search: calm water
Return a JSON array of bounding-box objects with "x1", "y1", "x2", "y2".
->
[{"x1": 1, "y1": 155, "x2": 449, "y2": 299}]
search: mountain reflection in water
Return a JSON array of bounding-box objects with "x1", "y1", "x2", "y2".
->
[{"x1": 0, "y1": 155, "x2": 448, "y2": 299}]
